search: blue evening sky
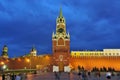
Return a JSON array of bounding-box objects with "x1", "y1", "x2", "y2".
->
[{"x1": 0, "y1": 0, "x2": 120, "y2": 57}]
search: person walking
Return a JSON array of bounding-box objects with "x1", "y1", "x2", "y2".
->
[
  {"x1": 15, "y1": 74, "x2": 21, "y2": 80},
  {"x1": 2, "y1": 74, "x2": 5, "y2": 80},
  {"x1": 82, "y1": 71, "x2": 88, "y2": 80},
  {"x1": 78, "y1": 72, "x2": 82, "y2": 80},
  {"x1": 106, "y1": 72, "x2": 111, "y2": 80},
  {"x1": 21, "y1": 73, "x2": 27, "y2": 80},
  {"x1": 54, "y1": 71, "x2": 60, "y2": 80},
  {"x1": 54, "y1": 71, "x2": 57, "y2": 80},
  {"x1": 96, "y1": 72, "x2": 100, "y2": 80},
  {"x1": 117, "y1": 72, "x2": 120, "y2": 80},
  {"x1": 6, "y1": 74, "x2": 11, "y2": 80},
  {"x1": 69, "y1": 72, "x2": 74, "y2": 80},
  {"x1": 68, "y1": 72, "x2": 70, "y2": 80},
  {"x1": 87, "y1": 71, "x2": 92, "y2": 79},
  {"x1": 11, "y1": 73, "x2": 16, "y2": 80}
]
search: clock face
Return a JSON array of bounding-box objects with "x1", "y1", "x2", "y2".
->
[{"x1": 58, "y1": 28, "x2": 64, "y2": 33}]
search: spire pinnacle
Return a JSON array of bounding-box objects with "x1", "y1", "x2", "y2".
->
[
  {"x1": 52, "y1": 32, "x2": 54, "y2": 37},
  {"x1": 68, "y1": 32, "x2": 70, "y2": 38},
  {"x1": 59, "y1": 7, "x2": 63, "y2": 17}
]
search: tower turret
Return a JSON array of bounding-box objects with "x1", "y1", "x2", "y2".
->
[
  {"x1": 1, "y1": 45, "x2": 9, "y2": 58},
  {"x1": 52, "y1": 32, "x2": 55, "y2": 38},
  {"x1": 30, "y1": 46, "x2": 37, "y2": 56}
]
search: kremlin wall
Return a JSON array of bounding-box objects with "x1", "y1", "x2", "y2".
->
[
  {"x1": 71, "y1": 49, "x2": 120, "y2": 71},
  {"x1": 0, "y1": 9, "x2": 120, "y2": 72}
]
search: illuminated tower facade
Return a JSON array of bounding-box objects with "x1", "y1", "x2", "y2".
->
[
  {"x1": 1, "y1": 45, "x2": 9, "y2": 58},
  {"x1": 52, "y1": 8, "x2": 70, "y2": 72}
]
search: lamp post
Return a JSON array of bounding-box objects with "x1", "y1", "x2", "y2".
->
[
  {"x1": 2, "y1": 64, "x2": 7, "y2": 74},
  {"x1": 26, "y1": 59, "x2": 30, "y2": 68},
  {"x1": 26, "y1": 58, "x2": 31, "y2": 72},
  {"x1": 2, "y1": 65, "x2": 7, "y2": 70}
]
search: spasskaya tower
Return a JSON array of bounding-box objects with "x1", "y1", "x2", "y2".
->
[{"x1": 52, "y1": 8, "x2": 70, "y2": 72}]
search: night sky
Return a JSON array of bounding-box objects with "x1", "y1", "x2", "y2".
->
[{"x1": 0, "y1": 0, "x2": 120, "y2": 58}]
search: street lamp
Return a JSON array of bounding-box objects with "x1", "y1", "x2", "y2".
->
[
  {"x1": 2, "y1": 65, "x2": 7, "y2": 70},
  {"x1": 1, "y1": 64, "x2": 7, "y2": 74}
]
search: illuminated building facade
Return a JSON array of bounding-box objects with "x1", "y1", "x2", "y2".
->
[
  {"x1": 71, "y1": 49, "x2": 120, "y2": 57},
  {"x1": 0, "y1": 8, "x2": 120, "y2": 72},
  {"x1": 71, "y1": 49, "x2": 120, "y2": 71}
]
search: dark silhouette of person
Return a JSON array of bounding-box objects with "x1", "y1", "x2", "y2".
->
[
  {"x1": 106, "y1": 72, "x2": 111, "y2": 80},
  {"x1": 54, "y1": 71, "x2": 60, "y2": 80},
  {"x1": 82, "y1": 71, "x2": 88, "y2": 80},
  {"x1": 78, "y1": 72, "x2": 82, "y2": 79},
  {"x1": 88, "y1": 72, "x2": 91, "y2": 77},
  {"x1": 11, "y1": 73, "x2": 15, "y2": 80},
  {"x1": 2, "y1": 74, "x2": 5, "y2": 80},
  {"x1": 96, "y1": 72, "x2": 101, "y2": 80},
  {"x1": 68, "y1": 72, "x2": 70, "y2": 80}
]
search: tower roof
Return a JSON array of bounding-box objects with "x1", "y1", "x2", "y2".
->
[
  {"x1": 31, "y1": 45, "x2": 36, "y2": 51},
  {"x1": 4, "y1": 45, "x2": 7, "y2": 48},
  {"x1": 3, "y1": 45, "x2": 8, "y2": 50}
]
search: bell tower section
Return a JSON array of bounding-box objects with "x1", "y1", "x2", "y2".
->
[{"x1": 52, "y1": 8, "x2": 70, "y2": 71}]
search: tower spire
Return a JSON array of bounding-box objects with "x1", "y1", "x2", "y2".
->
[
  {"x1": 32, "y1": 44, "x2": 35, "y2": 51},
  {"x1": 59, "y1": 7, "x2": 63, "y2": 17}
]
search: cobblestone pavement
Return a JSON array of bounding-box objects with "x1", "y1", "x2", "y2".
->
[{"x1": 26, "y1": 72, "x2": 120, "y2": 80}]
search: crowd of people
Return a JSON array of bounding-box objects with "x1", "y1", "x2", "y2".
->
[
  {"x1": 77, "y1": 71, "x2": 120, "y2": 80},
  {"x1": 1, "y1": 71, "x2": 120, "y2": 80},
  {"x1": 54, "y1": 71, "x2": 120, "y2": 80},
  {"x1": 1, "y1": 73, "x2": 27, "y2": 80}
]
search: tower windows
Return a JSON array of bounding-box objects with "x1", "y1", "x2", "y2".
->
[
  {"x1": 117, "y1": 53, "x2": 119, "y2": 55},
  {"x1": 74, "y1": 53, "x2": 76, "y2": 55},
  {"x1": 109, "y1": 53, "x2": 111, "y2": 55}
]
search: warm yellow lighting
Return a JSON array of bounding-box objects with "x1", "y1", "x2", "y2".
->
[
  {"x1": 1, "y1": 62, "x2": 4, "y2": 65},
  {"x1": 18, "y1": 58, "x2": 21, "y2": 61},
  {"x1": 26, "y1": 59, "x2": 30, "y2": 63},
  {"x1": 2, "y1": 65, "x2": 7, "y2": 69},
  {"x1": 6, "y1": 60, "x2": 9, "y2": 62},
  {"x1": 45, "y1": 56, "x2": 49, "y2": 60}
]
